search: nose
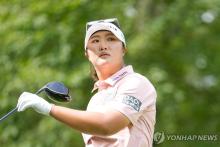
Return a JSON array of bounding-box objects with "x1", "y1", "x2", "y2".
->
[{"x1": 99, "y1": 40, "x2": 108, "y2": 51}]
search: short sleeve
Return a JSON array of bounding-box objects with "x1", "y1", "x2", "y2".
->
[{"x1": 108, "y1": 74, "x2": 157, "y2": 125}]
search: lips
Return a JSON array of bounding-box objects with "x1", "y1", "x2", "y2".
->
[{"x1": 99, "y1": 52, "x2": 110, "y2": 57}]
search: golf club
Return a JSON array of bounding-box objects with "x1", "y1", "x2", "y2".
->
[{"x1": 0, "y1": 81, "x2": 71, "y2": 123}]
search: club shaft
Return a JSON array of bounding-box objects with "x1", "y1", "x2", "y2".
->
[{"x1": 0, "y1": 107, "x2": 18, "y2": 123}]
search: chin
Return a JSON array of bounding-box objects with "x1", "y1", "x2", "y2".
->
[
  {"x1": 97, "y1": 58, "x2": 110, "y2": 64},
  {"x1": 96, "y1": 60, "x2": 112, "y2": 68},
  {"x1": 96, "y1": 62, "x2": 109, "y2": 67}
]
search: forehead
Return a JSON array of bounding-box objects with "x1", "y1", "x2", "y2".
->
[{"x1": 90, "y1": 30, "x2": 115, "y2": 38}]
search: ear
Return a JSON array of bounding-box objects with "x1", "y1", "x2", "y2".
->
[
  {"x1": 122, "y1": 47, "x2": 127, "y2": 56},
  {"x1": 85, "y1": 50, "x2": 93, "y2": 63},
  {"x1": 85, "y1": 49, "x2": 89, "y2": 58}
]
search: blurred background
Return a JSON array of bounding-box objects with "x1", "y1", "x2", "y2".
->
[{"x1": 0, "y1": 0, "x2": 219, "y2": 146}]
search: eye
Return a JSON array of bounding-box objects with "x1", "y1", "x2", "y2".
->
[
  {"x1": 107, "y1": 37, "x2": 117, "y2": 41},
  {"x1": 91, "y1": 39, "x2": 99, "y2": 43}
]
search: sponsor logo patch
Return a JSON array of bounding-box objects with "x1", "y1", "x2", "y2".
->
[{"x1": 122, "y1": 95, "x2": 142, "y2": 111}]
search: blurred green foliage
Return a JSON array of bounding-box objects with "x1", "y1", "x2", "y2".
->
[{"x1": 0, "y1": 0, "x2": 219, "y2": 146}]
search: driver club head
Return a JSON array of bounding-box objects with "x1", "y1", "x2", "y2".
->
[{"x1": 36, "y1": 81, "x2": 71, "y2": 103}]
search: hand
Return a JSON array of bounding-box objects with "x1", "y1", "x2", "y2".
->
[{"x1": 17, "y1": 92, "x2": 52, "y2": 115}]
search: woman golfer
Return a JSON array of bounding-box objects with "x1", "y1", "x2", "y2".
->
[{"x1": 17, "y1": 18, "x2": 157, "y2": 147}]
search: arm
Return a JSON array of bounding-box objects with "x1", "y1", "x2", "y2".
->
[
  {"x1": 16, "y1": 92, "x2": 130, "y2": 136},
  {"x1": 50, "y1": 105, "x2": 130, "y2": 136}
]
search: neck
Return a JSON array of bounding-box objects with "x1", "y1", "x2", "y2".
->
[{"x1": 95, "y1": 63, "x2": 124, "y2": 81}]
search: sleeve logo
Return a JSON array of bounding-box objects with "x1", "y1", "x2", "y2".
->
[{"x1": 122, "y1": 95, "x2": 142, "y2": 111}]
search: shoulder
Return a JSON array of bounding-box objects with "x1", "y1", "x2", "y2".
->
[
  {"x1": 115, "y1": 72, "x2": 157, "y2": 110},
  {"x1": 118, "y1": 72, "x2": 156, "y2": 92}
]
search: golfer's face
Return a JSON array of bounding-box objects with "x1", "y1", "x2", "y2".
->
[{"x1": 86, "y1": 31, "x2": 125, "y2": 68}]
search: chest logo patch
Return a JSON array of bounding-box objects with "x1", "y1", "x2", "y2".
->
[{"x1": 122, "y1": 95, "x2": 142, "y2": 111}]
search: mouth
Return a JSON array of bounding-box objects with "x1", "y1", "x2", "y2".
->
[{"x1": 99, "y1": 53, "x2": 110, "y2": 58}]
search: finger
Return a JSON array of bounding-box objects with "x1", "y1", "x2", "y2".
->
[
  {"x1": 17, "y1": 96, "x2": 31, "y2": 108},
  {"x1": 17, "y1": 100, "x2": 35, "y2": 112}
]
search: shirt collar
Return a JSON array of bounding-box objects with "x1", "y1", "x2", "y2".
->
[{"x1": 92, "y1": 65, "x2": 134, "y2": 92}]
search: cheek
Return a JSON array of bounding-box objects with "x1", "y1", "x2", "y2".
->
[
  {"x1": 112, "y1": 47, "x2": 124, "y2": 58},
  {"x1": 87, "y1": 50, "x2": 97, "y2": 62},
  {"x1": 111, "y1": 43, "x2": 124, "y2": 54}
]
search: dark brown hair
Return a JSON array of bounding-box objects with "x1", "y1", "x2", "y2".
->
[{"x1": 89, "y1": 63, "x2": 99, "y2": 82}]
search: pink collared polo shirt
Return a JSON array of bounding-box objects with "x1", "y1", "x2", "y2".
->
[{"x1": 82, "y1": 65, "x2": 157, "y2": 147}]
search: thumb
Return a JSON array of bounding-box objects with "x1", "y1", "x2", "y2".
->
[{"x1": 17, "y1": 100, "x2": 35, "y2": 112}]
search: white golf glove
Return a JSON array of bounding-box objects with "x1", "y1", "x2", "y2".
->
[{"x1": 17, "y1": 92, "x2": 52, "y2": 115}]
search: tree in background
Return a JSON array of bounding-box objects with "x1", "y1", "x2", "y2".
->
[{"x1": 0, "y1": 0, "x2": 219, "y2": 146}]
